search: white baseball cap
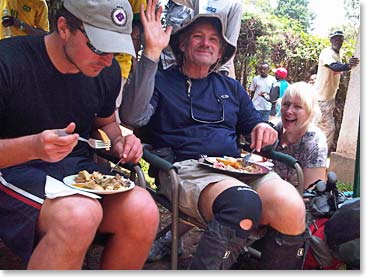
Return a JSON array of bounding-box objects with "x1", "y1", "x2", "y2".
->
[{"x1": 63, "y1": 0, "x2": 135, "y2": 57}]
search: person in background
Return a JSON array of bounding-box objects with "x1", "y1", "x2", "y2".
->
[
  {"x1": 248, "y1": 62, "x2": 276, "y2": 122},
  {"x1": 167, "y1": 0, "x2": 243, "y2": 78},
  {"x1": 273, "y1": 82, "x2": 328, "y2": 189},
  {"x1": 0, "y1": 0, "x2": 49, "y2": 39},
  {"x1": 121, "y1": 0, "x2": 307, "y2": 269},
  {"x1": 269, "y1": 67, "x2": 290, "y2": 118},
  {"x1": 314, "y1": 30, "x2": 359, "y2": 150},
  {"x1": 0, "y1": 0, "x2": 158, "y2": 269}
]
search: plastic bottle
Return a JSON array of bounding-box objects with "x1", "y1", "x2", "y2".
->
[{"x1": 3, "y1": 8, "x2": 12, "y2": 38}]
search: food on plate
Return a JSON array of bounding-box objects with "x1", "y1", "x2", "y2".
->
[
  {"x1": 213, "y1": 157, "x2": 264, "y2": 174},
  {"x1": 72, "y1": 170, "x2": 130, "y2": 191},
  {"x1": 216, "y1": 157, "x2": 242, "y2": 169},
  {"x1": 97, "y1": 129, "x2": 111, "y2": 151}
]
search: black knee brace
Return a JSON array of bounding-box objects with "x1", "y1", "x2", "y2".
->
[{"x1": 212, "y1": 186, "x2": 262, "y2": 239}]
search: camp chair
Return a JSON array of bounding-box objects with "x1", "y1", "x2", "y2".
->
[{"x1": 140, "y1": 142, "x2": 305, "y2": 269}]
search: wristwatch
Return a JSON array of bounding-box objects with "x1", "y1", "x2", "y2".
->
[{"x1": 19, "y1": 21, "x2": 25, "y2": 31}]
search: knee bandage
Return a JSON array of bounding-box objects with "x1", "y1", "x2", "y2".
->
[{"x1": 212, "y1": 186, "x2": 262, "y2": 238}]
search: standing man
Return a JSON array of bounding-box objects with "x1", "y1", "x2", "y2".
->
[
  {"x1": 1, "y1": 0, "x2": 49, "y2": 39},
  {"x1": 314, "y1": 30, "x2": 359, "y2": 149},
  {"x1": 249, "y1": 62, "x2": 276, "y2": 122}
]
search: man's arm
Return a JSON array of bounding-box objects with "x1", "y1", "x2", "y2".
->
[
  {"x1": 326, "y1": 56, "x2": 359, "y2": 72},
  {"x1": 119, "y1": 0, "x2": 172, "y2": 128},
  {"x1": 119, "y1": 55, "x2": 158, "y2": 127},
  {"x1": 327, "y1": 57, "x2": 359, "y2": 72},
  {"x1": 0, "y1": 123, "x2": 78, "y2": 169}
]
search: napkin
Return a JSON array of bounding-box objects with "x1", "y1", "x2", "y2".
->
[{"x1": 45, "y1": 176, "x2": 101, "y2": 199}]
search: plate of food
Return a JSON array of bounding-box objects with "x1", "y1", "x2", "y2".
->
[
  {"x1": 63, "y1": 170, "x2": 135, "y2": 194},
  {"x1": 198, "y1": 156, "x2": 270, "y2": 176}
]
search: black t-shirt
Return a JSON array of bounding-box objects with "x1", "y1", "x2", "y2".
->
[{"x1": 0, "y1": 35, "x2": 121, "y2": 157}]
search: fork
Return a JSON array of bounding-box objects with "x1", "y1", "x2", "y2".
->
[
  {"x1": 242, "y1": 148, "x2": 256, "y2": 166},
  {"x1": 56, "y1": 130, "x2": 111, "y2": 149}
]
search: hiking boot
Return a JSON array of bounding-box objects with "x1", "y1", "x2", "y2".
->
[{"x1": 147, "y1": 231, "x2": 184, "y2": 262}]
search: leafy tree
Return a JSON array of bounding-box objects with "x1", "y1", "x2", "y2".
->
[{"x1": 274, "y1": 0, "x2": 314, "y2": 31}]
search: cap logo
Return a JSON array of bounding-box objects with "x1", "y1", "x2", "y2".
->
[{"x1": 111, "y1": 7, "x2": 127, "y2": 26}]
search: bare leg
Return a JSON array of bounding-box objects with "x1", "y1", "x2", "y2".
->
[
  {"x1": 99, "y1": 186, "x2": 159, "y2": 269},
  {"x1": 27, "y1": 196, "x2": 103, "y2": 269},
  {"x1": 255, "y1": 179, "x2": 305, "y2": 234}
]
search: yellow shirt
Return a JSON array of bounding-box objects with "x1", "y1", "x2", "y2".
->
[
  {"x1": 0, "y1": 0, "x2": 49, "y2": 39},
  {"x1": 116, "y1": 0, "x2": 146, "y2": 79}
]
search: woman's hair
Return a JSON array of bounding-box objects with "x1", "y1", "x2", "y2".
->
[{"x1": 281, "y1": 81, "x2": 321, "y2": 129}]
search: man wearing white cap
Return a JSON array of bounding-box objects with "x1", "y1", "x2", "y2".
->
[
  {"x1": 314, "y1": 30, "x2": 359, "y2": 150},
  {"x1": 0, "y1": 0, "x2": 159, "y2": 269}
]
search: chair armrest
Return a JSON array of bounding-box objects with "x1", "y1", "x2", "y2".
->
[
  {"x1": 143, "y1": 147, "x2": 177, "y2": 172},
  {"x1": 262, "y1": 150, "x2": 299, "y2": 168}
]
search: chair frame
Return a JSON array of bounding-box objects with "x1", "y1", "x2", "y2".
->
[{"x1": 142, "y1": 145, "x2": 305, "y2": 269}]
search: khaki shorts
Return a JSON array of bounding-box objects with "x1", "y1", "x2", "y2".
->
[{"x1": 158, "y1": 159, "x2": 281, "y2": 226}]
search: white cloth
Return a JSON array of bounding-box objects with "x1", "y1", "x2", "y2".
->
[
  {"x1": 250, "y1": 75, "x2": 276, "y2": 110},
  {"x1": 45, "y1": 176, "x2": 101, "y2": 199}
]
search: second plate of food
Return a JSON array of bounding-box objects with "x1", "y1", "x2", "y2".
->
[{"x1": 198, "y1": 156, "x2": 270, "y2": 176}]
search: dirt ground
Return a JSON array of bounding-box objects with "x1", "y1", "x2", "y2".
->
[{"x1": 0, "y1": 204, "x2": 201, "y2": 270}]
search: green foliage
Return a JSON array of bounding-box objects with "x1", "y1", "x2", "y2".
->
[
  {"x1": 274, "y1": 0, "x2": 314, "y2": 31},
  {"x1": 235, "y1": 3, "x2": 358, "y2": 89},
  {"x1": 140, "y1": 159, "x2": 157, "y2": 189},
  {"x1": 337, "y1": 182, "x2": 353, "y2": 192}
]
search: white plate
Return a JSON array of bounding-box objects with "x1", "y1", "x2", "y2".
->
[
  {"x1": 198, "y1": 157, "x2": 270, "y2": 176},
  {"x1": 63, "y1": 174, "x2": 135, "y2": 195}
]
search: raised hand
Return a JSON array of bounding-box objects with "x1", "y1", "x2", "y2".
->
[{"x1": 140, "y1": 0, "x2": 173, "y2": 61}]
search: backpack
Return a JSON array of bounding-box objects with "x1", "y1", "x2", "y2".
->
[
  {"x1": 302, "y1": 175, "x2": 357, "y2": 270},
  {"x1": 324, "y1": 198, "x2": 360, "y2": 269},
  {"x1": 303, "y1": 217, "x2": 344, "y2": 269}
]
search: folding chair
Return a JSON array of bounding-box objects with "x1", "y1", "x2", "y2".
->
[{"x1": 141, "y1": 143, "x2": 305, "y2": 269}]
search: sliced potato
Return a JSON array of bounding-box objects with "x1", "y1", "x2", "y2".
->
[{"x1": 97, "y1": 129, "x2": 111, "y2": 151}]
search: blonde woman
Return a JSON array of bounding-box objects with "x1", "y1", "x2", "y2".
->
[{"x1": 273, "y1": 82, "x2": 328, "y2": 189}]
